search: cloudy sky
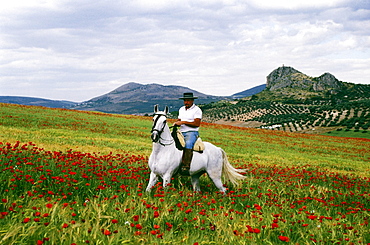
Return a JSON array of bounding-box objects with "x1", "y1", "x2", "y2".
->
[{"x1": 1, "y1": 0, "x2": 369, "y2": 102}]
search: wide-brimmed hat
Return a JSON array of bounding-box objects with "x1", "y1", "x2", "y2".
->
[{"x1": 179, "y1": 92, "x2": 198, "y2": 100}]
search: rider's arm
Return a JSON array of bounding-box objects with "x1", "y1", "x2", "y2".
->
[{"x1": 174, "y1": 118, "x2": 201, "y2": 128}]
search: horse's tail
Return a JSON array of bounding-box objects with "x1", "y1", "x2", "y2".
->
[{"x1": 221, "y1": 149, "x2": 247, "y2": 186}]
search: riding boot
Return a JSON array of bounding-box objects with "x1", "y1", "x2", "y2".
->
[{"x1": 180, "y1": 148, "x2": 193, "y2": 176}]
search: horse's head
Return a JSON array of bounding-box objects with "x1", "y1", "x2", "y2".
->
[{"x1": 151, "y1": 105, "x2": 169, "y2": 143}]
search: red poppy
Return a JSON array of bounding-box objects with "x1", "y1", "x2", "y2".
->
[
  {"x1": 166, "y1": 222, "x2": 173, "y2": 230},
  {"x1": 253, "y1": 228, "x2": 261, "y2": 233},
  {"x1": 278, "y1": 236, "x2": 290, "y2": 242},
  {"x1": 307, "y1": 215, "x2": 317, "y2": 220},
  {"x1": 271, "y1": 223, "x2": 279, "y2": 229}
]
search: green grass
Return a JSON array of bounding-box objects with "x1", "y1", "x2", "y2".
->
[
  {"x1": 323, "y1": 128, "x2": 370, "y2": 139},
  {"x1": 0, "y1": 103, "x2": 369, "y2": 176},
  {"x1": 0, "y1": 103, "x2": 153, "y2": 156},
  {"x1": 0, "y1": 103, "x2": 369, "y2": 244}
]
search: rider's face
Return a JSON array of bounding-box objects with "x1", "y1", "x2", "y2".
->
[{"x1": 183, "y1": 99, "x2": 194, "y2": 109}]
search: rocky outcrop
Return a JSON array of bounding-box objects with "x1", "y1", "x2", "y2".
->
[
  {"x1": 266, "y1": 66, "x2": 342, "y2": 93},
  {"x1": 266, "y1": 66, "x2": 301, "y2": 90},
  {"x1": 314, "y1": 73, "x2": 343, "y2": 92}
]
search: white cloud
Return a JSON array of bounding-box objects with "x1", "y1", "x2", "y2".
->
[
  {"x1": 248, "y1": 0, "x2": 348, "y2": 9},
  {"x1": 1, "y1": 0, "x2": 62, "y2": 11},
  {"x1": 0, "y1": 0, "x2": 369, "y2": 101}
]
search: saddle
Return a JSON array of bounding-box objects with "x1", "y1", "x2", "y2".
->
[{"x1": 171, "y1": 126, "x2": 205, "y2": 152}]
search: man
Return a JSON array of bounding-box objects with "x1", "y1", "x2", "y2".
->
[{"x1": 173, "y1": 92, "x2": 202, "y2": 175}]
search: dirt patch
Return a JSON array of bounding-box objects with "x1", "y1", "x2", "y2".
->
[
  {"x1": 213, "y1": 119, "x2": 345, "y2": 135},
  {"x1": 214, "y1": 119, "x2": 264, "y2": 128}
]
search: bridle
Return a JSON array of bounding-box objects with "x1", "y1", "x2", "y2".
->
[{"x1": 151, "y1": 113, "x2": 174, "y2": 146}]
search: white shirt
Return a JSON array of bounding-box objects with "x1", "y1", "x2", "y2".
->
[{"x1": 178, "y1": 104, "x2": 202, "y2": 132}]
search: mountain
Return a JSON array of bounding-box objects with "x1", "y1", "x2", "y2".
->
[
  {"x1": 252, "y1": 66, "x2": 369, "y2": 102},
  {"x1": 231, "y1": 84, "x2": 266, "y2": 99},
  {"x1": 0, "y1": 96, "x2": 77, "y2": 108},
  {"x1": 201, "y1": 66, "x2": 370, "y2": 134},
  {"x1": 266, "y1": 66, "x2": 343, "y2": 92},
  {"x1": 72, "y1": 82, "x2": 229, "y2": 115},
  {"x1": 0, "y1": 82, "x2": 261, "y2": 115}
]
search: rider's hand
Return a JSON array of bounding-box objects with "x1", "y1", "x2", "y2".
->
[{"x1": 173, "y1": 121, "x2": 182, "y2": 127}]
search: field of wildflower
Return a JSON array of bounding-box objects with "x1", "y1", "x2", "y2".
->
[{"x1": 0, "y1": 103, "x2": 369, "y2": 244}]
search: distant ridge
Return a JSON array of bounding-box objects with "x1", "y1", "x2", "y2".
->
[
  {"x1": 72, "y1": 82, "x2": 229, "y2": 115},
  {"x1": 88, "y1": 82, "x2": 216, "y2": 102},
  {"x1": 232, "y1": 84, "x2": 266, "y2": 99},
  {"x1": 0, "y1": 96, "x2": 77, "y2": 108}
]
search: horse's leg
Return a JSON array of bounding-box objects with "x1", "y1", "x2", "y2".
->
[
  {"x1": 162, "y1": 172, "x2": 172, "y2": 188},
  {"x1": 145, "y1": 172, "x2": 158, "y2": 192},
  {"x1": 207, "y1": 170, "x2": 227, "y2": 193},
  {"x1": 191, "y1": 172, "x2": 204, "y2": 192},
  {"x1": 209, "y1": 176, "x2": 226, "y2": 193}
]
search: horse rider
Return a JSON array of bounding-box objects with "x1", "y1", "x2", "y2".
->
[{"x1": 173, "y1": 92, "x2": 202, "y2": 175}]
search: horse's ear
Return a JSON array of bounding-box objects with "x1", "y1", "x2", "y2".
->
[
  {"x1": 164, "y1": 106, "x2": 169, "y2": 114},
  {"x1": 154, "y1": 104, "x2": 159, "y2": 113}
]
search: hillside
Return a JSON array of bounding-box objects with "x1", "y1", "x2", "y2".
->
[
  {"x1": 72, "y1": 82, "x2": 228, "y2": 115},
  {"x1": 201, "y1": 66, "x2": 370, "y2": 135},
  {"x1": 0, "y1": 96, "x2": 77, "y2": 108},
  {"x1": 0, "y1": 103, "x2": 369, "y2": 244},
  {"x1": 256, "y1": 66, "x2": 369, "y2": 102},
  {"x1": 0, "y1": 102, "x2": 368, "y2": 175}
]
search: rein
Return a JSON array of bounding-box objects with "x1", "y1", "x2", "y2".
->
[{"x1": 151, "y1": 114, "x2": 174, "y2": 146}]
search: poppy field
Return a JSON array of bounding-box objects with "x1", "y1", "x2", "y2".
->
[{"x1": 0, "y1": 103, "x2": 369, "y2": 244}]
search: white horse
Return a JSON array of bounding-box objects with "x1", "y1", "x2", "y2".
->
[{"x1": 145, "y1": 105, "x2": 246, "y2": 193}]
